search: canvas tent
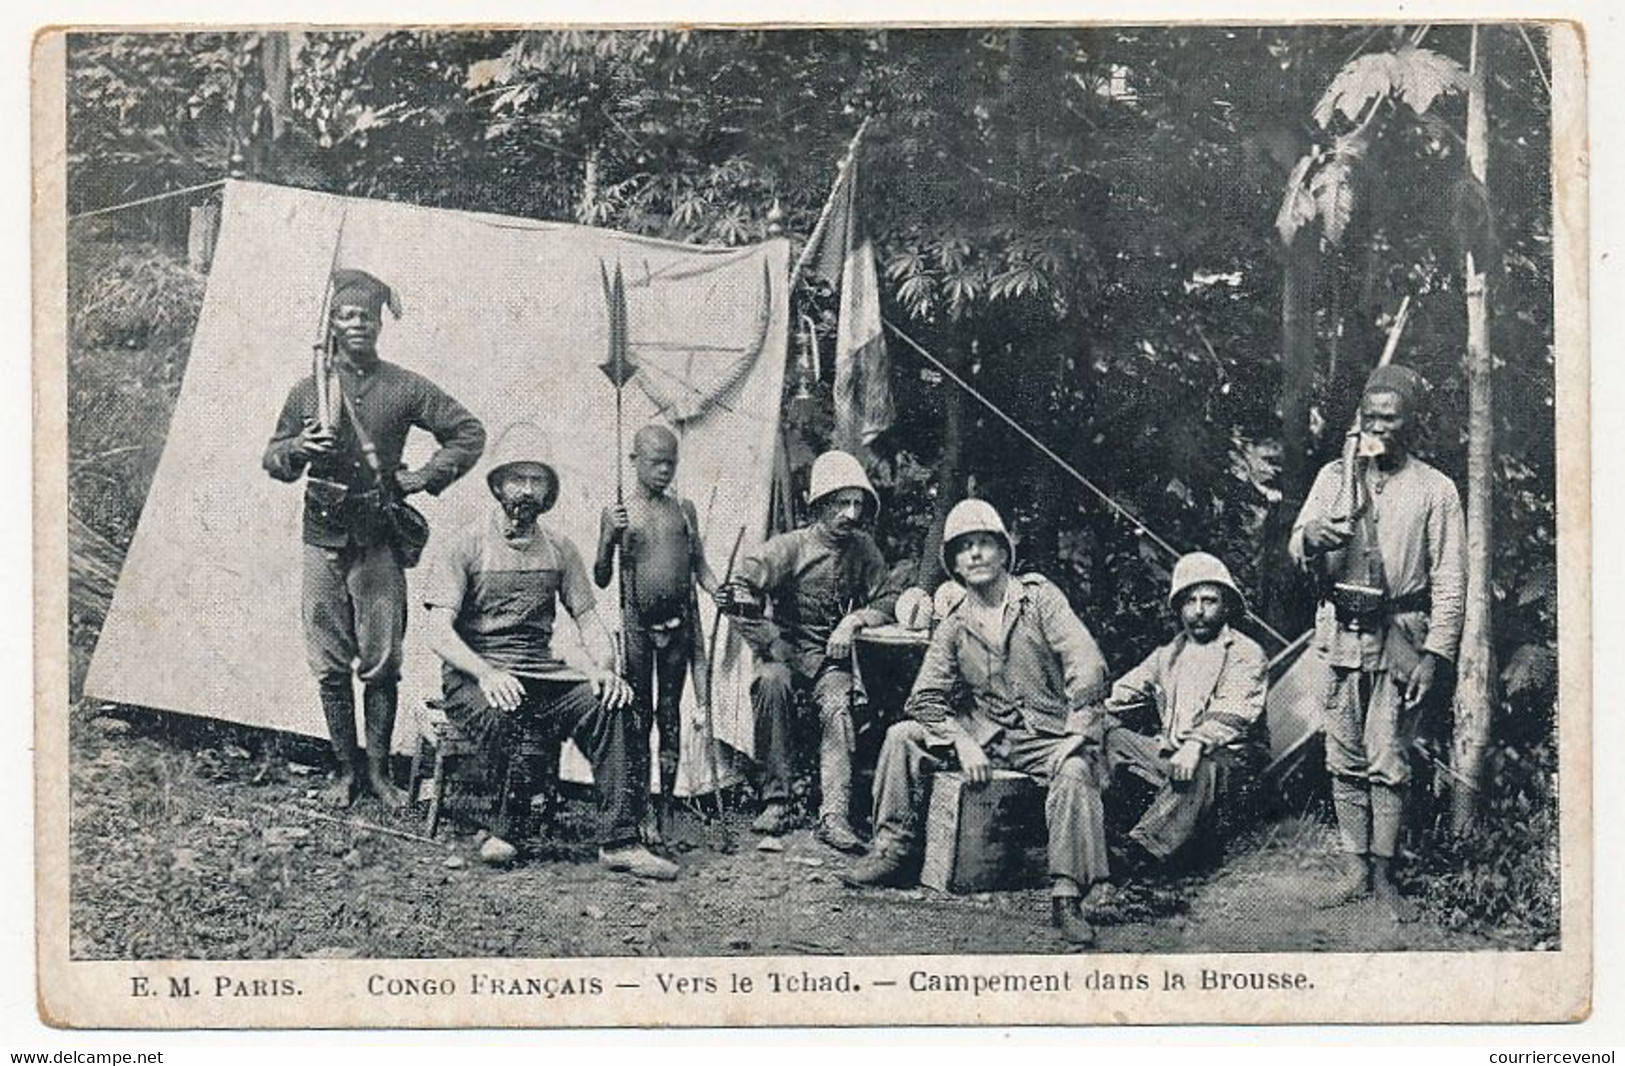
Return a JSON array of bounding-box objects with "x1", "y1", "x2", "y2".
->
[{"x1": 85, "y1": 180, "x2": 789, "y2": 794}]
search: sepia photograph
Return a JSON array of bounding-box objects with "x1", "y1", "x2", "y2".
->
[{"x1": 33, "y1": 20, "x2": 1588, "y2": 1027}]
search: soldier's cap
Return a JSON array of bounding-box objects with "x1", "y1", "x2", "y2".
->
[{"x1": 330, "y1": 268, "x2": 402, "y2": 319}]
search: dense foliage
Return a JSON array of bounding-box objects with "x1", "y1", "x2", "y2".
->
[{"x1": 65, "y1": 27, "x2": 1560, "y2": 942}]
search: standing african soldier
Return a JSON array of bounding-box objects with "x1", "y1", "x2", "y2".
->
[
  {"x1": 1290, "y1": 364, "x2": 1466, "y2": 920},
  {"x1": 264, "y1": 268, "x2": 485, "y2": 809},
  {"x1": 594, "y1": 424, "x2": 719, "y2": 839},
  {"x1": 717, "y1": 450, "x2": 896, "y2": 853},
  {"x1": 840, "y1": 499, "x2": 1112, "y2": 946}
]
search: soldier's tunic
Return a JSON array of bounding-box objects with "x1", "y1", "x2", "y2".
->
[
  {"x1": 1289, "y1": 453, "x2": 1465, "y2": 857},
  {"x1": 869, "y1": 574, "x2": 1112, "y2": 892},
  {"x1": 734, "y1": 526, "x2": 897, "y2": 818},
  {"x1": 264, "y1": 358, "x2": 484, "y2": 685},
  {"x1": 1290, "y1": 456, "x2": 1466, "y2": 786}
]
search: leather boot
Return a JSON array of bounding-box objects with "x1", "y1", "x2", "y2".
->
[
  {"x1": 838, "y1": 839, "x2": 917, "y2": 888},
  {"x1": 1313, "y1": 852, "x2": 1373, "y2": 909},
  {"x1": 599, "y1": 843, "x2": 680, "y2": 881},
  {"x1": 318, "y1": 680, "x2": 362, "y2": 809},
  {"x1": 815, "y1": 814, "x2": 867, "y2": 855},
  {"x1": 362, "y1": 683, "x2": 408, "y2": 809},
  {"x1": 751, "y1": 801, "x2": 792, "y2": 836}
]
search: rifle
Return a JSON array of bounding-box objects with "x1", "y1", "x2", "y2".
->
[
  {"x1": 701, "y1": 526, "x2": 747, "y2": 818},
  {"x1": 311, "y1": 213, "x2": 349, "y2": 435},
  {"x1": 1328, "y1": 295, "x2": 1411, "y2": 629}
]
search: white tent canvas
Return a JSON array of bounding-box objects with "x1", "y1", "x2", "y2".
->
[{"x1": 85, "y1": 181, "x2": 790, "y2": 794}]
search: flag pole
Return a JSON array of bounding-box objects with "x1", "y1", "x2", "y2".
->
[{"x1": 788, "y1": 116, "x2": 872, "y2": 294}]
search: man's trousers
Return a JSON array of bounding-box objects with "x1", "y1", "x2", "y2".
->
[
  {"x1": 751, "y1": 661, "x2": 856, "y2": 822},
  {"x1": 1103, "y1": 728, "x2": 1223, "y2": 861},
  {"x1": 1322, "y1": 665, "x2": 1423, "y2": 859},
  {"x1": 441, "y1": 671, "x2": 642, "y2": 847},
  {"x1": 301, "y1": 541, "x2": 406, "y2": 686},
  {"x1": 868, "y1": 719, "x2": 1111, "y2": 893}
]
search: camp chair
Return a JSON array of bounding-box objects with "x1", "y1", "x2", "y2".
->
[{"x1": 409, "y1": 700, "x2": 561, "y2": 839}]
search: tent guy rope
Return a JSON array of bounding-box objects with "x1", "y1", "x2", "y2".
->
[
  {"x1": 68, "y1": 178, "x2": 227, "y2": 221},
  {"x1": 882, "y1": 317, "x2": 1293, "y2": 650}
]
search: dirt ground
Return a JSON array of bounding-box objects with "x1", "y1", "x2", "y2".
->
[{"x1": 67, "y1": 709, "x2": 1500, "y2": 961}]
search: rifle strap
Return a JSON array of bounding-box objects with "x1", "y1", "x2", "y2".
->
[
  {"x1": 1353, "y1": 464, "x2": 1390, "y2": 593},
  {"x1": 337, "y1": 385, "x2": 388, "y2": 491}
]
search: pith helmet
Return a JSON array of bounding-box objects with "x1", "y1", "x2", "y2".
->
[
  {"x1": 484, "y1": 422, "x2": 560, "y2": 512},
  {"x1": 940, "y1": 498, "x2": 1013, "y2": 581},
  {"x1": 807, "y1": 450, "x2": 879, "y2": 518},
  {"x1": 1168, "y1": 551, "x2": 1244, "y2": 610}
]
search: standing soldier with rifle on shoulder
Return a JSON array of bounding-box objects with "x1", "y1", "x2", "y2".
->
[
  {"x1": 1289, "y1": 363, "x2": 1466, "y2": 921},
  {"x1": 264, "y1": 266, "x2": 486, "y2": 809}
]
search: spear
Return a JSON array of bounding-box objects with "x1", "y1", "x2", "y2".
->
[
  {"x1": 598, "y1": 260, "x2": 639, "y2": 673},
  {"x1": 598, "y1": 260, "x2": 636, "y2": 502},
  {"x1": 703, "y1": 525, "x2": 747, "y2": 818}
]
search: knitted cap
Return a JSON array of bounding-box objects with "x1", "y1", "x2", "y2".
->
[
  {"x1": 330, "y1": 268, "x2": 401, "y2": 319},
  {"x1": 1362, "y1": 364, "x2": 1424, "y2": 408}
]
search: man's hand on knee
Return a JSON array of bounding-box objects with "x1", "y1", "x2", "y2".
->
[
  {"x1": 954, "y1": 735, "x2": 992, "y2": 786},
  {"x1": 592, "y1": 670, "x2": 633, "y2": 712},
  {"x1": 477, "y1": 668, "x2": 525, "y2": 712},
  {"x1": 1169, "y1": 738, "x2": 1204, "y2": 783}
]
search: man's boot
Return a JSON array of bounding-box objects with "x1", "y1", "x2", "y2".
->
[
  {"x1": 599, "y1": 842, "x2": 680, "y2": 881},
  {"x1": 318, "y1": 680, "x2": 362, "y2": 809},
  {"x1": 1051, "y1": 897, "x2": 1097, "y2": 947},
  {"x1": 751, "y1": 801, "x2": 792, "y2": 836},
  {"x1": 1314, "y1": 852, "x2": 1373, "y2": 909},
  {"x1": 815, "y1": 814, "x2": 867, "y2": 855},
  {"x1": 838, "y1": 839, "x2": 917, "y2": 888},
  {"x1": 1370, "y1": 856, "x2": 1419, "y2": 923},
  {"x1": 362, "y1": 683, "x2": 408, "y2": 809}
]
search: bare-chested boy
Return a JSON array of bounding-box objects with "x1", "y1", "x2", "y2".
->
[{"x1": 594, "y1": 424, "x2": 719, "y2": 838}]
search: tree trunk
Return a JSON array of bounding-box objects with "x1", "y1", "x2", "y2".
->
[
  {"x1": 1280, "y1": 229, "x2": 1318, "y2": 508},
  {"x1": 578, "y1": 144, "x2": 601, "y2": 224},
  {"x1": 1452, "y1": 26, "x2": 1496, "y2": 833},
  {"x1": 1261, "y1": 227, "x2": 1320, "y2": 633}
]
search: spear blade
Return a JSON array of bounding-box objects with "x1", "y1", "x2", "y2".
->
[{"x1": 597, "y1": 259, "x2": 638, "y2": 387}]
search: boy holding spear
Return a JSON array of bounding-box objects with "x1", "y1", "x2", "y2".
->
[{"x1": 594, "y1": 262, "x2": 721, "y2": 841}]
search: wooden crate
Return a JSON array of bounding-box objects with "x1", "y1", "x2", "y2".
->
[{"x1": 919, "y1": 770, "x2": 1046, "y2": 893}]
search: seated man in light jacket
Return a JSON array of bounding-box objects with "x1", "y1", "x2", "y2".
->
[
  {"x1": 840, "y1": 499, "x2": 1112, "y2": 947},
  {"x1": 1103, "y1": 552, "x2": 1268, "y2": 868}
]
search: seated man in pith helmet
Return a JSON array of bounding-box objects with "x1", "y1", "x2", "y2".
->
[
  {"x1": 840, "y1": 499, "x2": 1113, "y2": 947},
  {"x1": 716, "y1": 449, "x2": 897, "y2": 854},
  {"x1": 422, "y1": 422, "x2": 676, "y2": 881},
  {"x1": 1103, "y1": 552, "x2": 1269, "y2": 868}
]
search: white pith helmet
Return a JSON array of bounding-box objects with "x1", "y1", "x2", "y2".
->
[
  {"x1": 940, "y1": 498, "x2": 1013, "y2": 582},
  {"x1": 807, "y1": 450, "x2": 879, "y2": 518},
  {"x1": 1168, "y1": 551, "x2": 1245, "y2": 610}
]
